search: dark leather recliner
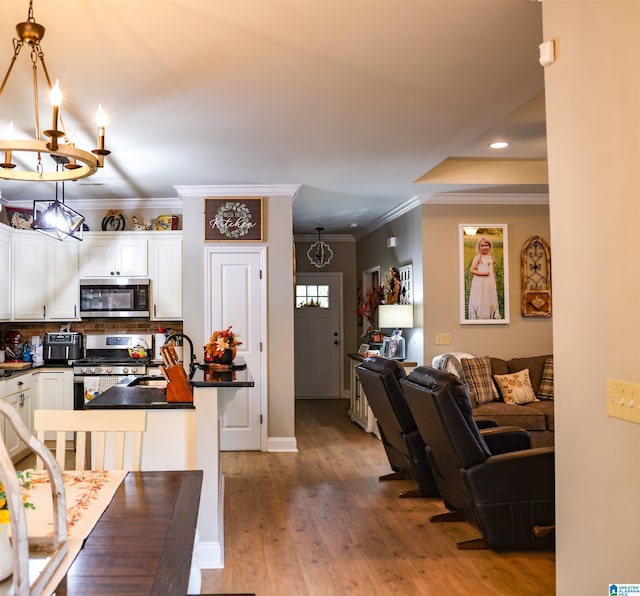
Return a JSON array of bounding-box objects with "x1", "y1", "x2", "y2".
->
[
  {"x1": 401, "y1": 366, "x2": 555, "y2": 550},
  {"x1": 355, "y1": 357, "x2": 439, "y2": 497}
]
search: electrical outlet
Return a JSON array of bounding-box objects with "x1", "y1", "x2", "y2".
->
[
  {"x1": 435, "y1": 333, "x2": 451, "y2": 345},
  {"x1": 606, "y1": 379, "x2": 640, "y2": 424}
]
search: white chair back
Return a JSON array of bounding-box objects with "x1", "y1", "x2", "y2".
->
[{"x1": 33, "y1": 410, "x2": 147, "y2": 471}]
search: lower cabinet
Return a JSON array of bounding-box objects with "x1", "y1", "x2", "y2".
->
[
  {"x1": 2, "y1": 373, "x2": 34, "y2": 461},
  {"x1": 348, "y1": 354, "x2": 418, "y2": 440},
  {"x1": 1, "y1": 369, "x2": 73, "y2": 461},
  {"x1": 348, "y1": 356, "x2": 380, "y2": 438},
  {"x1": 36, "y1": 369, "x2": 74, "y2": 441}
]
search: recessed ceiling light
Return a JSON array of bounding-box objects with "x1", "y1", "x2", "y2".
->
[
  {"x1": 489, "y1": 141, "x2": 509, "y2": 149},
  {"x1": 350, "y1": 222, "x2": 358, "y2": 228}
]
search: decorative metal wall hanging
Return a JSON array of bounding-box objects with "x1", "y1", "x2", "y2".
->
[{"x1": 521, "y1": 235, "x2": 552, "y2": 317}]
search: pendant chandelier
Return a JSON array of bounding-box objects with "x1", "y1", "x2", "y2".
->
[
  {"x1": 0, "y1": 0, "x2": 110, "y2": 183},
  {"x1": 307, "y1": 226, "x2": 333, "y2": 268},
  {"x1": 33, "y1": 166, "x2": 85, "y2": 241}
]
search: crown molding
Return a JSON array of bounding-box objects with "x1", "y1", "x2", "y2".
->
[
  {"x1": 354, "y1": 195, "x2": 421, "y2": 239},
  {"x1": 294, "y1": 233, "x2": 355, "y2": 243},
  {"x1": 3, "y1": 196, "x2": 183, "y2": 210},
  {"x1": 175, "y1": 184, "x2": 301, "y2": 199},
  {"x1": 419, "y1": 192, "x2": 549, "y2": 205}
]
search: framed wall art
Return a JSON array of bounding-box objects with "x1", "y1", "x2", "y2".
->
[
  {"x1": 205, "y1": 197, "x2": 264, "y2": 241},
  {"x1": 459, "y1": 224, "x2": 509, "y2": 324},
  {"x1": 521, "y1": 235, "x2": 552, "y2": 317}
]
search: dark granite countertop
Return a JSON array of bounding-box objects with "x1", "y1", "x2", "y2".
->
[
  {"x1": 85, "y1": 376, "x2": 194, "y2": 410},
  {"x1": 190, "y1": 360, "x2": 254, "y2": 388},
  {"x1": 85, "y1": 360, "x2": 254, "y2": 409}
]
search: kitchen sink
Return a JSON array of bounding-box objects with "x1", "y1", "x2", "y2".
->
[{"x1": 127, "y1": 376, "x2": 168, "y2": 388}]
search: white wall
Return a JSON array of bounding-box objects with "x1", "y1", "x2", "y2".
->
[
  {"x1": 421, "y1": 202, "x2": 553, "y2": 363},
  {"x1": 178, "y1": 185, "x2": 298, "y2": 448},
  {"x1": 543, "y1": 3, "x2": 640, "y2": 593}
]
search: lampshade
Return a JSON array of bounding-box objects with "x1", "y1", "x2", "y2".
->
[{"x1": 378, "y1": 304, "x2": 414, "y2": 329}]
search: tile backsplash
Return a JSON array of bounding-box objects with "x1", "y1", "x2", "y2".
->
[{"x1": 1, "y1": 319, "x2": 183, "y2": 345}]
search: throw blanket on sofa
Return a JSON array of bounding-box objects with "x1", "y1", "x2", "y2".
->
[{"x1": 431, "y1": 352, "x2": 476, "y2": 381}]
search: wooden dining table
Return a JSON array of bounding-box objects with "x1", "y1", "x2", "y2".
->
[{"x1": 53, "y1": 469, "x2": 203, "y2": 595}]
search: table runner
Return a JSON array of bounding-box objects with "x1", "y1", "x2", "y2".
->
[{"x1": 1, "y1": 469, "x2": 127, "y2": 595}]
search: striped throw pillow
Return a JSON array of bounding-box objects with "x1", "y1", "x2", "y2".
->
[
  {"x1": 461, "y1": 356, "x2": 498, "y2": 406},
  {"x1": 537, "y1": 357, "x2": 554, "y2": 400}
]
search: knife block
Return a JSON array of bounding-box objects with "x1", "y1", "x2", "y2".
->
[{"x1": 165, "y1": 364, "x2": 193, "y2": 403}]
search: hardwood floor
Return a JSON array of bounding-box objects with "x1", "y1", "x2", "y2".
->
[{"x1": 201, "y1": 399, "x2": 555, "y2": 596}]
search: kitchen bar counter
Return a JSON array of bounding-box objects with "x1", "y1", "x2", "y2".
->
[
  {"x1": 80, "y1": 361, "x2": 254, "y2": 569},
  {"x1": 85, "y1": 360, "x2": 254, "y2": 409},
  {"x1": 84, "y1": 377, "x2": 194, "y2": 409}
]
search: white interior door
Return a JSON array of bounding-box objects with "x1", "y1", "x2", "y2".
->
[
  {"x1": 294, "y1": 272, "x2": 343, "y2": 398},
  {"x1": 206, "y1": 248, "x2": 264, "y2": 450}
]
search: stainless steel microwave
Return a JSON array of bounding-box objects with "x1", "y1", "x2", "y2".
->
[{"x1": 79, "y1": 278, "x2": 150, "y2": 318}]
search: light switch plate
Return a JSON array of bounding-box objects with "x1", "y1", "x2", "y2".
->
[
  {"x1": 606, "y1": 379, "x2": 640, "y2": 424},
  {"x1": 435, "y1": 333, "x2": 451, "y2": 345}
]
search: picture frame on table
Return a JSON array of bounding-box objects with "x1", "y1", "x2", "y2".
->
[
  {"x1": 357, "y1": 343, "x2": 370, "y2": 356},
  {"x1": 459, "y1": 224, "x2": 509, "y2": 324}
]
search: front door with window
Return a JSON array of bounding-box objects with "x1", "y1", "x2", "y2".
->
[{"x1": 294, "y1": 272, "x2": 342, "y2": 398}]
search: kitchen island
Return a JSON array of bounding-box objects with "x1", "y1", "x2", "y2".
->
[{"x1": 85, "y1": 361, "x2": 254, "y2": 569}]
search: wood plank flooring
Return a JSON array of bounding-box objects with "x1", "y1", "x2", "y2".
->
[{"x1": 201, "y1": 399, "x2": 555, "y2": 596}]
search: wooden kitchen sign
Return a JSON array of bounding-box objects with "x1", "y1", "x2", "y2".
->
[{"x1": 204, "y1": 197, "x2": 264, "y2": 241}]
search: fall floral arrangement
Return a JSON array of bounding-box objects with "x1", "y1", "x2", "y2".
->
[
  {"x1": 0, "y1": 469, "x2": 35, "y2": 524},
  {"x1": 204, "y1": 326, "x2": 243, "y2": 361},
  {"x1": 355, "y1": 284, "x2": 385, "y2": 332}
]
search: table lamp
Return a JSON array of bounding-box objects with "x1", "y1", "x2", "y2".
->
[{"x1": 378, "y1": 304, "x2": 414, "y2": 360}]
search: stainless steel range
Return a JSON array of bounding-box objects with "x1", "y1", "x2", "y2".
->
[{"x1": 73, "y1": 333, "x2": 153, "y2": 409}]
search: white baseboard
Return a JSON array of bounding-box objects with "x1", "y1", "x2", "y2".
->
[
  {"x1": 267, "y1": 436, "x2": 298, "y2": 452},
  {"x1": 197, "y1": 541, "x2": 223, "y2": 569}
]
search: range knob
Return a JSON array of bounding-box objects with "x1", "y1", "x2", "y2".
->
[
  {"x1": 131, "y1": 367, "x2": 139, "y2": 374},
  {"x1": 89, "y1": 367, "x2": 96, "y2": 374},
  {"x1": 106, "y1": 367, "x2": 113, "y2": 374},
  {"x1": 123, "y1": 367, "x2": 129, "y2": 374}
]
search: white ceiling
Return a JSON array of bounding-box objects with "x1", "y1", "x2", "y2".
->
[{"x1": 0, "y1": 0, "x2": 547, "y2": 235}]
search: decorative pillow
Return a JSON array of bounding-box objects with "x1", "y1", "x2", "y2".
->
[
  {"x1": 493, "y1": 369, "x2": 539, "y2": 405},
  {"x1": 461, "y1": 356, "x2": 498, "y2": 406},
  {"x1": 537, "y1": 357, "x2": 554, "y2": 400}
]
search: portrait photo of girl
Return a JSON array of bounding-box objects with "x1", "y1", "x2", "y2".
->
[{"x1": 459, "y1": 225, "x2": 509, "y2": 324}]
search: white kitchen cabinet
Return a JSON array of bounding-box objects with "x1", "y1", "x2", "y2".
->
[
  {"x1": 12, "y1": 231, "x2": 80, "y2": 320},
  {"x1": 3, "y1": 372, "x2": 33, "y2": 461},
  {"x1": 0, "y1": 225, "x2": 11, "y2": 320},
  {"x1": 12, "y1": 231, "x2": 47, "y2": 320},
  {"x1": 46, "y1": 241, "x2": 80, "y2": 319},
  {"x1": 36, "y1": 369, "x2": 73, "y2": 410},
  {"x1": 79, "y1": 232, "x2": 148, "y2": 277},
  {"x1": 36, "y1": 369, "x2": 73, "y2": 440},
  {"x1": 148, "y1": 233, "x2": 183, "y2": 320}
]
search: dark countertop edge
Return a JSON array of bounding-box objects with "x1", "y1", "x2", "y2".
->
[
  {"x1": 86, "y1": 402, "x2": 195, "y2": 410},
  {"x1": 190, "y1": 379, "x2": 254, "y2": 388}
]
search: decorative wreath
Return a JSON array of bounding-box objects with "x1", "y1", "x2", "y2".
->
[{"x1": 216, "y1": 201, "x2": 253, "y2": 239}]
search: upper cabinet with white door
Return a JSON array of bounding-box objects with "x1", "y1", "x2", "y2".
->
[
  {"x1": 0, "y1": 225, "x2": 11, "y2": 320},
  {"x1": 12, "y1": 230, "x2": 80, "y2": 320},
  {"x1": 79, "y1": 232, "x2": 148, "y2": 278},
  {"x1": 148, "y1": 233, "x2": 183, "y2": 320}
]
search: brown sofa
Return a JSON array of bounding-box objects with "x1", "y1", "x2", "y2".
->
[{"x1": 432, "y1": 353, "x2": 554, "y2": 448}]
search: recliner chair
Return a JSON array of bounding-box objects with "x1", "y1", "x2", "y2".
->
[
  {"x1": 355, "y1": 357, "x2": 439, "y2": 497},
  {"x1": 401, "y1": 366, "x2": 555, "y2": 550}
]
